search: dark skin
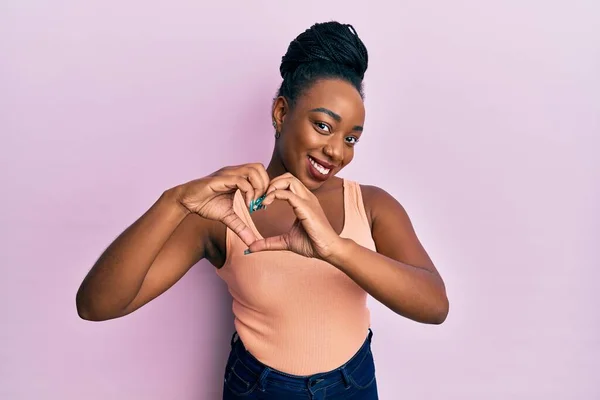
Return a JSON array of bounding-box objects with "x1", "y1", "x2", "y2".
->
[
  {"x1": 246, "y1": 78, "x2": 363, "y2": 244},
  {"x1": 76, "y1": 78, "x2": 448, "y2": 324},
  {"x1": 211, "y1": 79, "x2": 448, "y2": 322}
]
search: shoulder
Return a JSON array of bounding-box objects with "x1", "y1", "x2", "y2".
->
[
  {"x1": 359, "y1": 183, "x2": 392, "y2": 203},
  {"x1": 358, "y1": 184, "x2": 408, "y2": 228}
]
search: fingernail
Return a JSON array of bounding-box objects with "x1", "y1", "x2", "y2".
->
[
  {"x1": 244, "y1": 249, "x2": 251, "y2": 255},
  {"x1": 249, "y1": 200, "x2": 255, "y2": 214},
  {"x1": 256, "y1": 195, "x2": 268, "y2": 211}
]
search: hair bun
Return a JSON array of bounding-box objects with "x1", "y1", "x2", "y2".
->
[{"x1": 280, "y1": 21, "x2": 368, "y2": 80}]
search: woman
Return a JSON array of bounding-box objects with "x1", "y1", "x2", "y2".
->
[{"x1": 76, "y1": 21, "x2": 449, "y2": 399}]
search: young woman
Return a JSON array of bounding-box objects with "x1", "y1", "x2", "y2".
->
[{"x1": 76, "y1": 21, "x2": 449, "y2": 399}]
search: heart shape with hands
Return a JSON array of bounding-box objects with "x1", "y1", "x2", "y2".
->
[
  {"x1": 243, "y1": 173, "x2": 342, "y2": 259},
  {"x1": 177, "y1": 164, "x2": 343, "y2": 260}
]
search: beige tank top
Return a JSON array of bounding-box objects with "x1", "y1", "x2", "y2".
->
[{"x1": 216, "y1": 179, "x2": 376, "y2": 375}]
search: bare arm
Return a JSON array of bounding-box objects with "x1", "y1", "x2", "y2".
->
[
  {"x1": 76, "y1": 163, "x2": 270, "y2": 321},
  {"x1": 75, "y1": 188, "x2": 209, "y2": 321},
  {"x1": 326, "y1": 185, "x2": 449, "y2": 324}
]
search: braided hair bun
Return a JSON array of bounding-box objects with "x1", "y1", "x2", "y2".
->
[{"x1": 277, "y1": 21, "x2": 369, "y2": 105}]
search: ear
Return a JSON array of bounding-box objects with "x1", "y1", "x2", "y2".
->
[{"x1": 272, "y1": 96, "x2": 289, "y2": 128}]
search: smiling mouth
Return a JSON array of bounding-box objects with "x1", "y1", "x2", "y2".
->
[{"x1": 308, "y1": 156, "x2": 332, "y2": 175}]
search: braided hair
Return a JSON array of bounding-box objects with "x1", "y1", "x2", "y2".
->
[{"x1": 277, "y1": 21, "x2": 369, "y2": 107}]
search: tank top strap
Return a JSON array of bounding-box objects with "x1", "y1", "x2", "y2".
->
[
  {"x1": 233, "y1": 189, "x2": 253, "y2": 229},
  {"x1": 343, "y1": 179, "x2": 371, "y2": 232},
  {"x1": 223, "y1": 190, "x2": 254, "y2": 269}
]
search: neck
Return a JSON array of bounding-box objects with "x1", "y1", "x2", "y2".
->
[{"x1": 266, "y1": 149, "x2": 287, "y2": 180}]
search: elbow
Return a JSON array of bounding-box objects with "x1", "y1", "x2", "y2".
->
[
  {"x1": 426, "y1": 277, "x2": 449, "y2": 324},
  {"x1": 76, "y1": 302, "x2": 98, "y2": 321},
  {"x1": 76, "y1": 306, "x2": 97, "y2": 321},
  {"x1": 76, "y1": 283, "x2": 101, "y2": 321},
  {"x1": 76, "y1": 297, "x2": 101, "y2": 321},
  {"x1": 76, "y1": 290, "x2": 117, "y2": 322},
  {"x1": 76, "y1": 302, "x2": 119, "y2": 322},
  {"x1": 404, "y1": 292, "x2": 449, "y2": 325},
  {"x1": 393, "y1": 294, "x2": 449, "y2": 325},
  {"x1": 429, "y1": 294, "x2": 449, "y2": 325}
]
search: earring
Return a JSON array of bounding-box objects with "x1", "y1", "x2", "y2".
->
[{"x1": 273, "y1": 121, "x2": 280, "y2": 139}]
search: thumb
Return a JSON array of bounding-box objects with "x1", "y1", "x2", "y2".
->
[
  {"x1": 221, "y1": 212, "x2": 257, "y2": 247},
  {"x1": 247, "y1": 235, "x2": 290, "y2": 253}
]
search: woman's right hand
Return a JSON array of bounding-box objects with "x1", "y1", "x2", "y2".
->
[{"x1": 174, "y1": 163, "x2": 270, "y2": 246}]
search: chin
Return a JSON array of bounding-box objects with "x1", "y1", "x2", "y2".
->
[{"x1": 292, "y1": 173, "x2": 323, "y2": 190}]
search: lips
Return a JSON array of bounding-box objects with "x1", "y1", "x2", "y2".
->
[
  {"x1": 307, "y1": 156, "x2": 335, "y2": 181},
  {"x1": 309, "y1": 156, "x2": 337, "y2": 169}
]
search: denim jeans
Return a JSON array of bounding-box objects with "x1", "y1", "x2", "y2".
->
[{"x1": 222, "y1": 329, "x2": 378, "y2": 399}]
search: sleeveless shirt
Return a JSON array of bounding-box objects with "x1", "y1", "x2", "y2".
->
[{"x1": 215, "y1": 179, "x2": 376, "y2": 375}]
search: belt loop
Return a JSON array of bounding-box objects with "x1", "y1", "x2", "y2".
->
[
  {"x1": 340, "y1": 367, "x2": 352, "y2": 389},
  {"x1": 257, "y1": 367, "x2": 271, "y2": 392},
  {"x1": 230, "y1": 331, "x2": 239, "y2": 348}
]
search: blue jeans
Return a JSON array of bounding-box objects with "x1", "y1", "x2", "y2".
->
[{"x1": 222, "y1": 329, "x2": 379, "y2": 399}]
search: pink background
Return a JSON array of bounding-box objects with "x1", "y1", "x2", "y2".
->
[{"x1": 1, "y1": 1, "x2": 598, "y2": 399}]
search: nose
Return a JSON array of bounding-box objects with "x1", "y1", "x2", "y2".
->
[{"x1": 323, "y1": 137, "x2": 344, "y2": 163}]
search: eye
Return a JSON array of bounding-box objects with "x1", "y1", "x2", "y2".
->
[
  {"x1": 345, "y1": 136, "x2": 359, "y2": 145},
  {"x1": 314, "y1": 122, "x2": 331, "y2": 133}
]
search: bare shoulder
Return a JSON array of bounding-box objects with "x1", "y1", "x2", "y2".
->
[
  {"x1": 359, "y1": 184, "x2": 407, "y2": 228},
  {"x1": 359, "y1": 183, "x2": 394, "y2": 204},
  {"x1": 359, "y1": 183, "x2": 436, "y2": 270}
]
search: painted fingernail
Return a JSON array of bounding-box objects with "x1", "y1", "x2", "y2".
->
[
  {"x1": 250, "y1": 195, "x2": 267, "y2": 213},
  {"x1": 244, "y1": 249, "x2": 251, "y2": 255}
]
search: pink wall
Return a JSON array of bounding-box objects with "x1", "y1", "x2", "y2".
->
[{"x1": 2, "y1": 1, "x2": 598, "y2": 399}]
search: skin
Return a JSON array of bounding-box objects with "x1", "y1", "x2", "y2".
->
[{"x1": 76, "y1": 78, "x2": 448, "y2": 325}]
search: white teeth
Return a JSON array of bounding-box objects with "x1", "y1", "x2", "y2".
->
[{"x1": 309, "y1": 157, "x2": 331, "y2": 175}]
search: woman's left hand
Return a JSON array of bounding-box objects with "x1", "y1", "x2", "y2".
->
[{"x1": 246, "y1": 173, "x2": 343, "y2": 259}]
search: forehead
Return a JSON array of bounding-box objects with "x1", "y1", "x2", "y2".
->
[{"x1": 294, "y1": 79, "x2": 365, "y2": 121}]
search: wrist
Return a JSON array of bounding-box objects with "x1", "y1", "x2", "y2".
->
[
  {"x1": 161, "y1": 186, "x2": 191, "y2": 217},
  {"x1": 322, "y1": 237, "x2": 353, "y2": 266}
]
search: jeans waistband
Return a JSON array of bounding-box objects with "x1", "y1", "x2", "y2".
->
[{"x1": 229, "y1": 329, "x2": 374, "y2": 393}]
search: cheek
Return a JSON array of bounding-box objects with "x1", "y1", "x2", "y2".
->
[
  {"x1": 281, "y1": 133, "x2": 309, "y2": 163},
  {"x1": 299, "y1": 127, "x2": 321, "y2": 147},
  {"x1": 342, "y1": 148, "x2": 355, "y2": 166},
  {"x1": 289, "y1": 126, "x2": 321, "y2": 152}
]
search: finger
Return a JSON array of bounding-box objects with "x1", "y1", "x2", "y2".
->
[
  {"x1": 247, "y1": 235, "x2": 289, "y2": 253},
  {"x1": 222, "y1": 164, "x2": 268, "y2": 207},
  {"x1": 266, "y1": 176, "x2": 309, "y2": 199},
  {"x1": 261, "y1": 189, "x2": 304, "y2": 210},
  {"x1": 245, "y1": 166, "x2": 267, "y2": 202},
  {"x1": 265, "y1": 172, "x2": 294, "y2": 189},
  {"x1": 249, "y1": 163, "x2": 270, "y2": 194},
  {"x1": 218, "y1": 176, "x2": 255, "y2": 210},
  {"x1": 220, "y1": 210, "x2": 258, "y2": 247}
]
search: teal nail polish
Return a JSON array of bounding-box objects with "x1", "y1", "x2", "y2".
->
[
  {"x1": 244, "y1": 249, "x2": 251, "y2": 255},
  {"x1": 250, "y1": 195, "x2": 267, "y2": 213},
  {"x1": 254, "y1": 195, "x2": 266, "y2": 211}
]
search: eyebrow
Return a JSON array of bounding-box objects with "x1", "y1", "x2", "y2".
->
[{"x1": 309, "y1": 107, "x2": 363, "y2": 132}]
